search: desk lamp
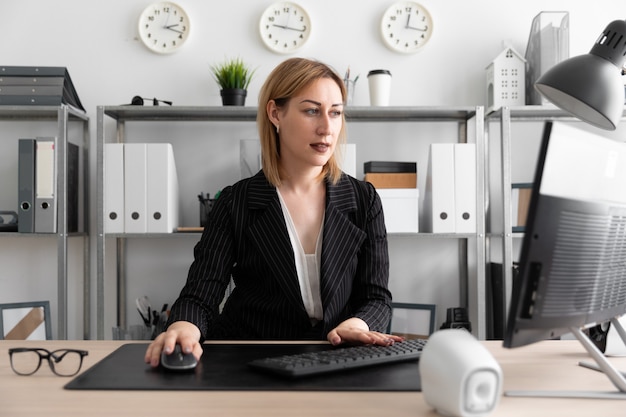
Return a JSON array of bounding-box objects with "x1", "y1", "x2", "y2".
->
[{"x1": 534, "y1": 19, "x2": 626, "y2": 131}]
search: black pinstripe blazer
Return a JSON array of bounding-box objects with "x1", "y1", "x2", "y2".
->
[{"x1": 168, "y1": 170, "x2": 392, "y2": 340}]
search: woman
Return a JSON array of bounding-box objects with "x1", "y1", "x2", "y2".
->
[{"x1": 145, "y1": 57, "x2": 401, "y2": 367}]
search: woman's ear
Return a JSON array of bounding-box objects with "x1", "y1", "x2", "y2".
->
[{"x1": 266, "y1": 100, "x2": 280, "y2": 129}]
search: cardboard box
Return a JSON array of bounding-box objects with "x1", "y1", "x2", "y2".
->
[
  {"x1": 365, "y1": 173, "x2": 417, "y2": 188},
  {"x1": 377, "y1": 188, "x2": 419, "y2": 233}
]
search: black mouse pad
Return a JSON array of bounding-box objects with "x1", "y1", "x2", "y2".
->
[{"x1": 65, "y1": 343, "x2": 421, "y2": 391}]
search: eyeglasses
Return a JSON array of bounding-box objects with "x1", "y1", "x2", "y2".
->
[{"x1": 8, "y1": 347, "x2": 88, "y2": 377}]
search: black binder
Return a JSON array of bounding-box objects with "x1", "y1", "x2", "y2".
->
[
  {"x1": 0, "y1": 66, "x2": 85, "y2": 111},
  {"x1": 17, "y1": 139, "x2": 36, "y2": 233}
]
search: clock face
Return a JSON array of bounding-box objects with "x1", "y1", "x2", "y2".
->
[
  {"x1": 138, "y1": 2, "x2": 190, "y2": 54},
  {"x1": 259, "y1": 2, "x2": 311, "y2": 54},
  {"x1": 381, "y1": 1, "x2": 433, "y2": 54}
]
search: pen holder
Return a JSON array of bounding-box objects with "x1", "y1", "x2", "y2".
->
[
  {"x1": 199, "y1": 197, "x2": 215, "y2": 227},
  {"x1": 345, "y1": 79, "x2": 356, "y2": 105}
]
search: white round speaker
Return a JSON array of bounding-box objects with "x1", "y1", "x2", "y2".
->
[{"x1": 420, "y1": 329, "x2": 503, "y2": 417}]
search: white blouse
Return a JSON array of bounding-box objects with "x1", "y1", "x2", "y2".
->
[{"x1": 277, "y1": 190, "x2": 324, "y2": 324}]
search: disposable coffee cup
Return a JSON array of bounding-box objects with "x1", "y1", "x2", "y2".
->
[{"x1": 367, "y1": 69, "x2": 392, "y2": 106}]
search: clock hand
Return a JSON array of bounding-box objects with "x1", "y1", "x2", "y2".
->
[
  {"x1": 272, "y1": 24, "x2": 306, "y2": 32},
  {"x1": 165, "y1": 26, "x2": 184, "y2": 34},
  {"x1": 163, "y1": 7, "x2": 171, "y2": 28},
  {"x1": 406, "y1": 25, "x2": 428, "y2": 32}
]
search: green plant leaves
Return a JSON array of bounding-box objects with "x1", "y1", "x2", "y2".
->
[{"x1": 211, "y1": 57, "x2": 256, "y2": 90}]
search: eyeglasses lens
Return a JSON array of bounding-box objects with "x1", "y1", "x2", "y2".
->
[
  {"x1": 50, "y1": 350, "x2": 84, "y2": 376},
  {"x1": 10, "y1": 349, "x2": 41, "y2": 375}
]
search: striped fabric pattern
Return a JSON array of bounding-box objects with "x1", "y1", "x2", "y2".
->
[{"x1": 168, "y1": 171, "x2": 392, "y2": 340}]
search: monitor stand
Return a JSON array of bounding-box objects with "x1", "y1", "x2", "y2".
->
[{"x1": 506, "y1": 317, "x2": 626, "y2": 400}]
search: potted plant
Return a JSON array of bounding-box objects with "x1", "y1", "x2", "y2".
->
[{"x1": 210, "y1": 57, "x2": 256, "y2": 106}]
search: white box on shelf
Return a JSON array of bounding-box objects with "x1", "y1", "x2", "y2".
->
[{"x1": 377, "y1": 188, "x2": 419, "y2": 233}]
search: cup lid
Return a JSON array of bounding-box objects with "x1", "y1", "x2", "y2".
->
[{"x1": 367, "y1": 69, "x2": 391, "y2": 77}]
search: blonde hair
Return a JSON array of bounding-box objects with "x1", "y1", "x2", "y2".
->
[{"x1": 257, "y1": 58, "x2": 347, "y2": 187}]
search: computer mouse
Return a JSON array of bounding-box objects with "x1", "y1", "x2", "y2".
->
[{"x1": 160, "y1": 344, "x2": 198, "y2": 371}]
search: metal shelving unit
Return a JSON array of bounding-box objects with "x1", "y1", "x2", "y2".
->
[
  {"x1": 0, "y1": 105, "x2": 90, "y2": 340},
  {"x1": 96, "y1": 105, "x2": 486, "y2": 339},
  {"x1": 486, "y1": 105, "x2": 626, "y2": 335}
]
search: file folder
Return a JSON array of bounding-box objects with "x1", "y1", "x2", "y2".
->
[
  {"x1": 66, "y1": 142, "x2": 79, "y2": 233},
  {"x1": 123, "y1": 143, "x2": 147, "y2": 233},
  {"x1": 104, "y1": 143, "x2": 125, "y2": 233},
  {"x1": 0, "y1": 66, "x2": 85, "y2": 111},
  {"x1": 34, "y1": 138, "x2": 56, "y2": 233},
  {"x1": 17, "y1": 139, "x2": 36, "y2": 233},
  {"x1": 146, "y1": 143, "x2": 179, "y2": 233},
  {"x1": 453, "y1": 143, "x2": 476, "y2": 233},
  {"x1": 423, "y1": 143, "x2": 455, "y2": 233}
]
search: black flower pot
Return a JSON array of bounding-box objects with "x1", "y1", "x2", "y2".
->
[{"x1": 220, "y1": 88, "x2": 247, "y2": 106}]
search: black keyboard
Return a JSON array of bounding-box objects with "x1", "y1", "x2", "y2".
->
[{"x1": 248, "y1": 338, "x2": 427, "y2": 378}]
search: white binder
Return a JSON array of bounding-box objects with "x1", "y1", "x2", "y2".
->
[
  {"x1": 104, "y1": 143, "x2": 125, "y2": 233},
  {"x1": 338, "y1": 143, "x2": 357, "y2": 178},
  {"x1": 146, "y1": 143, "x2": 179, "y2": 233},
  {"x1": 454, "y1": 143, "x2": 477, "y2": 233},
  {"x1": 423, "y1": 143, "x2": 456, "y2": 233},
  {"x1": 123, "y1": 143, "x2": 147, "y2": 233},
  {"x1": 34, "y1": 138, "x2": 57, "y2": 233}
]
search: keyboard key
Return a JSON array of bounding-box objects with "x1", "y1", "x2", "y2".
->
[{"x1": 248, "y1": 339, "x2": 427, "y2": 378}]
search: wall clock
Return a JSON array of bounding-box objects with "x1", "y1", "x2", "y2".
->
[
  {"x1": 138, "y1": 2, "x2": 191, "y2": 54},
  {"x1": 380, "y1": 1, "x2": 433, "y2": 54},
  {"x1": 259, "y1": 2, "x2": 312, "y2": 54}
]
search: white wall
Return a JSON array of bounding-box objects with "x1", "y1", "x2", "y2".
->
[{"x1": 0, "y1": 0, "x2": 624, "y2": 339}]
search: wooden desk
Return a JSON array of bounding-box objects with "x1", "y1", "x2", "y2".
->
[{"x1": 1, "y1": 340, "x2": 625, "y2": 417}]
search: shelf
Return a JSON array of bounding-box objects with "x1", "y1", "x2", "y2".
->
[
  {"x1": 96, "y1": 104, "x2": 487, "y2": 339},
  {"x1": 0, "y1": 105, "x2": 88, "y2": 121},
  {"x1": 0, "y1": 232, "x2": 88, "y2": 238},
  {"x1": 100, "y1": 105, "x2": 479, "y2": 123},
  {"x1": 104, "y1": 231, "x2": 480, "y2": 239},
  {"x1": 486, "y1": 104, "x2": 626, "y2": 339},
  {"x1": 103, "y1": 105, "x2": 257, "y2": 122},
  {"x1": 345, "y1": 106, "x2": 479, "y2": 122},
  {"x1": 487, "y1": 104, "x2": 626, "y2": 122},
  {"x1": 0, "y1": 104, "x2": 90, "y2": 340}
]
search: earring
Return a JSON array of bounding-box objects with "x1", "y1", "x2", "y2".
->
[{"x1": 275, "y1": 125, "x2": 280, "y2": 134}]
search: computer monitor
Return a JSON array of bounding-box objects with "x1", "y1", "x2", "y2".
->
[{"x1": 504, "y1": 121, "x2": 626, "y2": 399}]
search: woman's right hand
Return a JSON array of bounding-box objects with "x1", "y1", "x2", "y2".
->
[{"x1": 144, "y1": 321, "x2": 203, "y2": 368}]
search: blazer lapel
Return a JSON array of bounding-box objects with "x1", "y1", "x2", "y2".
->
[
  {"x1": 320, "y1": 176, "x2": 366, "y2": 313},
  {"x1": 246, "y1": 173, "x2": 306, "y2": 313}
]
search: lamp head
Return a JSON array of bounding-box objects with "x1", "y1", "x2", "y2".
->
[{"x1": 535, "y1": 20, "x2": 626, "y2": 130}]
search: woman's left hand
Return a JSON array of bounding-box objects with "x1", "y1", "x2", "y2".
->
[{"x1": 327, "y1": 317, "x2": 404, "y2": 346}]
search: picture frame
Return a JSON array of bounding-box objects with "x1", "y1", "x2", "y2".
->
[
  {"x1": 0, "y1": 301, "x2": 52, "y2": 340},
  {"x1": 387, "y1": 302, "x2": 436, "y2": 338}
]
